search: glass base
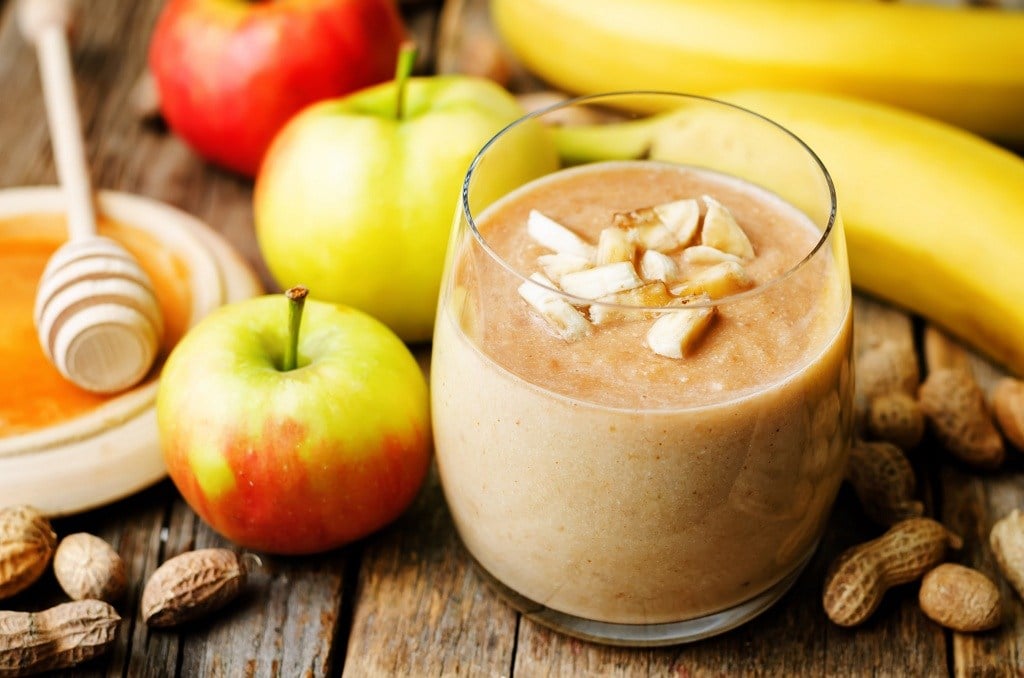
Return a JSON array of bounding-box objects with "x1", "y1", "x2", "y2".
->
[{"x1": 469, "y1": 545, "x2": 816, "y2": 647}]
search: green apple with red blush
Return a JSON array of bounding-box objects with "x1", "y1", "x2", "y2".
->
[
  {"x1": 255, "y1": 43, "x2": 558, "y2": 342},
  {"x1": 156, "y1": 286, "x2": 430, "y2": 555}
]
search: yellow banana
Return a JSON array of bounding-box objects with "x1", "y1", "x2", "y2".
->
[
  {"x1": 492, "y1": 0, "x2": 1024, "y2": 143},
  {"x1": 552, "y1": 90, "x2": 1024, "y2": 376}
]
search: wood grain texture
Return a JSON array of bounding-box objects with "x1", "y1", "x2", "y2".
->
[
  {"x1": 1, "y1": 0, "x2": 1021, "y2": 675},
  {"x1": 343, "y1": 469, "x2": 519, "y2": 677}
]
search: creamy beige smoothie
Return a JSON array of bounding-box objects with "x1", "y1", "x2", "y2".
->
[{"x1": 432, "y1": 160, "x2": 852, "y2": 626}]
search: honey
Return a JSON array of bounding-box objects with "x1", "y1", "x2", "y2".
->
[{"x1": 0, "y1": 213, "x2": 191, "y2": 436}]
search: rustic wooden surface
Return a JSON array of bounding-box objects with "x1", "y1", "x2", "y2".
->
[{"x1": 0, "y1": 0, "x2": 1022, "y2": 675}]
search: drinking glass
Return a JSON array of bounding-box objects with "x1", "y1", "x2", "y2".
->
[{"x1": 431, "y1": 92, "x2": 853, "y2": 646}]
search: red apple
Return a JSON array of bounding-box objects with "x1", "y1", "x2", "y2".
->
[
  {"x1": 156, "y1": 287, "x2": 431, "y2": 554},
  {"x1": 148, "y1": 0, "x2": 407, "y2": 177}
]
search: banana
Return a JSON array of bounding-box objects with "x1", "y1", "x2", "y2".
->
[
  {"x1": 552, "y1": 89, "x2": 1024, "y2": 375},
  {"x1": 700, "y1": 196, "x2": 755, "y2": 260},
  {"x1": 527, "y1": 210, "x2": 596, "y2": 259},
  {"x1": 640, "y1": 250, "x2": 681, "y2": 283},
  {"x1": 647, "y1": 305, "x2": 718, "y2": 359},
  {"x1": 518, "y1": 272, "x2": 592, "y2": 341},
  {"x1": 560, "y1": 261, "x2": 644, "y2": 299},
  {"x1": 491, "y1": 0, "x2": 1024, "y2": 143}
]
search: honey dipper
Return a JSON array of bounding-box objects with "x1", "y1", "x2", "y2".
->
[{"x1": 19, "y1": 0, "x2": 163, "y2": 394}]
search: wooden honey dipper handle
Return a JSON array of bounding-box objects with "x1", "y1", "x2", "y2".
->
[
  {"x1": 19, "y1": 0, "x2": 95, "y2": 242},
  {"x1": 20, "y1": 0, "x2": 163, "y2": 394}
]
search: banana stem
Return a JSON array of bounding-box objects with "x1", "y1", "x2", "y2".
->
[
  {"x1": 394, "y1": 41, "x2": 417, "y2": 121},
  {"x1": 283, "y1": 286, "x2": 307, "y2": 372}
]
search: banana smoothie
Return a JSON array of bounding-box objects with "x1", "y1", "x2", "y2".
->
[{"x1": 432, "y1": 160, "x2": 853, "y2": 629}]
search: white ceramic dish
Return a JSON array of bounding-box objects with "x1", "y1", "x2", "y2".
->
[{"x1": 0, "y1": 187, "x2": 262, "y2": 516}]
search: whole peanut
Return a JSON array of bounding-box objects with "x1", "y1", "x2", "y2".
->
[
  {"x1": 867, "y1": 392, "x2": 925, "y2": 451},
  {"x1": 918, "y1": 368, "x2": 1004, "y2": 469},
  {"x1": 53, "y1": 533, "x2": 126, "y2": 603},
  {"x1": 990, "y1": 509, "x2": 1024, "y2": 601},
  {"x1": 0, "y1": 600, "x2": 120, "y2": 676},
  {"x1": 992, "y1": 377, "x2": 1024, "y2": 451},
  {"x1": 919, "y1": 563, "x2": 1001, "y2": 632},
  {"x1": 0, "y1": 506, "x2": 56, "y2": 600},
  {"x1": 141, "y1": 549, "x2": 247, "y2": 628},
  {"x1": 856, "y1": 341, "x2": 924, "y2": 449},
  {"x1": 857, "y1": 340, "x2": 920, "y2": 402},
  {"x1": 823, "y1": 517, "x2": 962, "y2": 627},
  {"x1": 846, "y1": 440, "x2": 924, "y2": 526}
]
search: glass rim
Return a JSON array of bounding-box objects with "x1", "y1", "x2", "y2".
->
[{"x1": 460, "y1": 90, "x2": 839, "y2": 311}]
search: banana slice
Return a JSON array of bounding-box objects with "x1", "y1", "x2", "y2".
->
[
  {"x1": 527, "y1": 210, "x2": 596, "y2": 259},
  {"x1": 590, "y1": 281, "x2": 674, "y2": 324},
  {"x1": 596, "y1": 227, "x2": 636, "y2": 265},
  {"x1": 639, "y1": 249, "x2": 680, "y2": 282},
  {"x1": 628, "y1": 223, "x2": 680, "y2": 252},
  {"x1": 612, "y1": 208, "x2": 680, "y2": 253},
  {"x1": 682, "y1": 245, "x2": 743, "y2": 266},
  {"x1": 701, "y1": 196, "x2": 754, "y2": 260},
  {"x1": 560, "y1": 261, "x2": 643, "y2": 299},
  {"x1": 537, "y1": 253, "x2": 592, "y2": 283},
  {"x1": 647, "y1": 305, "x2": 718, "y2": 359},
  {"x1": 654, "y1": 198, "x2": 701, "y2": 245},
  {"x1": 518, "y1": 272, "x2": 592, "y2": 342},
  {"x1": 670, "y1": 261, "x2": 755, "y2": 299}
]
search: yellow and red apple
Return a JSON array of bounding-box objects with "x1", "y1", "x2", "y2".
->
[
  {"x1": 156, "y1": 288, "x2": 430, "y2": 555},
  {"x1": 148, "y1": 0, "x2": 406, "y2": 176},
  {"x1": 254, "y1": 49, "x2": 558, "y2": 342}
]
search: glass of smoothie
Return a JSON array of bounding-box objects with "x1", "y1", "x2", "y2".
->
[{"x1": 432, "y1": 92, "x2": 853, "y2": 646}]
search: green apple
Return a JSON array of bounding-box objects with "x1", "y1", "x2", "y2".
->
[
  {"x1": 156, "y1": 287, "x2": 431, "y2": 555},
  {"x1": 254, "y1": 48, "x2": 558, "y2": 342}
]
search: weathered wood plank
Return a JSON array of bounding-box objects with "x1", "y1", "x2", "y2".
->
[{"x1": 342, "y1": 467, "x2": 519, "y2": 677}]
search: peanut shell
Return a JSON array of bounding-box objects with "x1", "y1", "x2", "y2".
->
[
  {"x1": 918, "y1": 368, "x2": 1004, "y2": 469},
  {"x1": 823, "y1": 517, "x2": 961, "y2": 627},
  {"x1": 992, "y1": 377, "x2": 1024, "y2": 451},
  {"x1": 0, "y1": 600, "x2": 119, "y2": 676},
  {"x1": 141, "y1": 548, "x2": 247, "y2": 628},
  {"x1": 846, "y1": 440, "x2": 923, "y2": 526},
  {"x1": 0, "y1": 506, "x2": 56, "y2": 600},
  {"x1": 990, "y1": 509, "x2": 1024, "y2": 601},
  {"x1": 866, "y1": 392, "x2": 925, "y2": 450},
  {"x1": 919, "y1": 563, "x2": 1001, "y2": 632},
  {"x1": 53, "y1": 533, "x2": 126, "y2": 603}
]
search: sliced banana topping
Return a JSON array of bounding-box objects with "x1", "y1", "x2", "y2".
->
[
  {"x1": 700, "y1": 196, "x2": 754, "y2": 260},
  {"x1": 560, "y1": 261, "x2": 643, "y2": 300},
  {"x1": 626, "y1": 223, "x2": 680, "y2": 253},
  {"x1": 517, "y1": 272, "x2": 592, "y2": 342},
  {"x1": 590, "y1": 281, "x2": 673, "y2": 324},
  {"x1": 527, "y1": 210, "x2": 596, "y2": 260},
  {"x1": 639, "y1": 249, "x2": 680, "y2": 283},
  {"x1": 682, "y1": 245, "x2": 743, "y2": 266},
  {"x1": 537, "y1": 252, "x2": 592, "y2": 284},
  {"x1": 518, "y1": 193, "x2": 759, "y2": 358},
  {"x1": 646, "y1": 305, "x2": 718, "y2": 359},
  {"x1": 595, "y1": 227, "x2": 636, "y2": 265},
  {"x1": 670, "y1": 260, "x2": 755, "y2": 299},
  {"x1": 653, "y1": 198, "x2": 701, "y2": 246}
]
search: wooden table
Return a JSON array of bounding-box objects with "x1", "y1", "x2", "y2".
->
[{"x1": 1, "y1": 1, "x2": 1021, "y2": 675}]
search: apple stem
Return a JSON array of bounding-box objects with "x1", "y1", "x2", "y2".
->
[
  {"x1": 284, "y1": 286, "x2": 308, "y2": 372},
  {"x1": 394, "y1": 41, "x2": 417, "y2": 120}
]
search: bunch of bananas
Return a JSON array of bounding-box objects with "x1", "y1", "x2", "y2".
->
[{"x1": 493, "y1": 0, "x2": 1024, "y2": 376}]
